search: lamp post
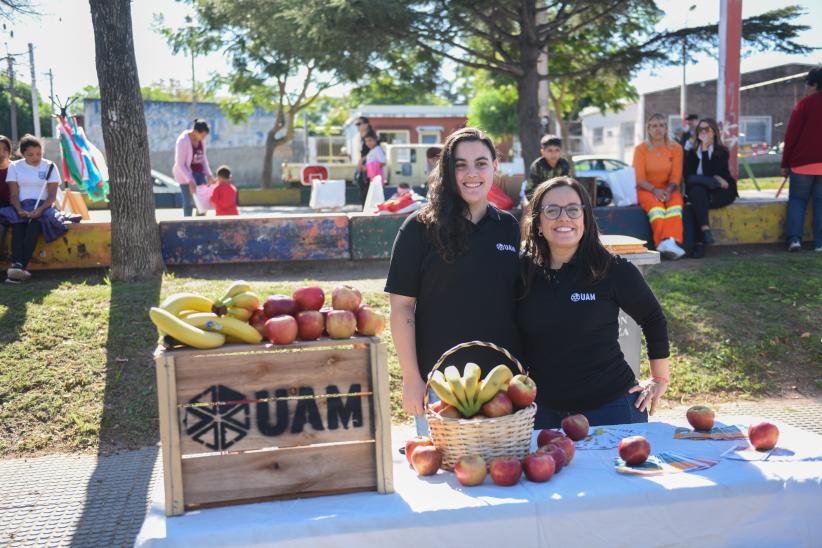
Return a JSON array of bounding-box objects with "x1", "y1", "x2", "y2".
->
[{"x1": 680, "y1": 4, "x2": 697, "y2": 129}]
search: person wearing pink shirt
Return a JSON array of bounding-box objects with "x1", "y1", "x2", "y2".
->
[{"x1": 172, "y1": 119, "x2": 215, "y2": 217}]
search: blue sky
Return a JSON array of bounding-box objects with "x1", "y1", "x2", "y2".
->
[{"x1": 3, "y1": 0, "x2": 820, "y2": 105}]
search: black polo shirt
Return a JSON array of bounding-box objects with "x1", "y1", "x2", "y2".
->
[
  {"x1": 385, "y1": 206, "x2": 523, "y2": 379},
  {"x1": 517, "y1": 254, "x2": 669, "y2": 412}
]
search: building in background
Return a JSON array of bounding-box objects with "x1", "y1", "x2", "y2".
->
[{"x1": 579, "y1": 101, "x2": 642, "y2": 163}]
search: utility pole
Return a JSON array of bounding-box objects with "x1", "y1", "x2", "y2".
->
[
  {"x1": 717, "y1": 0, "x2": 742, "y2": 179},
  {"x1": 7, "y1": 53, "x2": 17, "y2": 142},
  {"x1": 28, "y1": 43, "x2": 40, "y2": 136},
  {"x1": 47, "y1": 68, "x2": 56, "y2": 136}
]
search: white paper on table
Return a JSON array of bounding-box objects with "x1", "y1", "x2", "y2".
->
[
  {"x1": 721, "y1": 444, "x2": 772, "y2": 461},
  {"x1": 576, "y1": 426, "x2": 644, "y2": 450}
]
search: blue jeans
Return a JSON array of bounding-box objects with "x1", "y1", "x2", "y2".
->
[
  {"x1": 534, "y1": 391, "x2": 648, "y2": 430},
  {"x1": 413, "y1": 388, "x2": 440, "y2": 436},
  {"x1": 181, "y1": 172, "x2": 207, "y2": 217},
  {"x1": 785, "y1": 172, "x2": 822, "y2": 247}
]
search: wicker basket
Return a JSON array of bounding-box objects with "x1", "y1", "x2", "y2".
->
[{"x1": 425, "y1": 340, "x2": 536, "y2": 470}]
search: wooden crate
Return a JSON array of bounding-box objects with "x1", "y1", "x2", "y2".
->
[{"x1": 154, "y1": 337, "x2": 393, "y2": 516}]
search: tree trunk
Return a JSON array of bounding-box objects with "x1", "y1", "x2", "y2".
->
[
  {"x1": 261, "y1": 110, "x2": 295, "y2": 188},
  {"x1": 517, "y1": 62, "x2": 542, "y2": 176},
  {"x1": 89, "y1": 0, "x2": 164, "y2": 281}
]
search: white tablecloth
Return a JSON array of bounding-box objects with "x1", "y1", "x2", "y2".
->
[
  {"x1": 309, "y1": 179, "x2": 346, "y2": 210},
  {"x1": 136, "y1": 416, "x2": 822, "y2": 547}
]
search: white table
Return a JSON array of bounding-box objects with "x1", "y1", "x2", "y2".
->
[
  {"x1": 136, "y1": 416, "x2": 822, "y2": 547},
  {"x1": 309, "y1": 179, "x2": 346, "y2": 210}
]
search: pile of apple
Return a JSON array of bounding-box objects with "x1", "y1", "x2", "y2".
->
[
  {"x1": 405, "y1": 414, "x2": 591, "y2": 486},
  {"x1": 686, "y1": 404, "x2": 779, "y2": 451},
  {"x1": 248, "y1": 284, "x2": 386, "y2": 344}
]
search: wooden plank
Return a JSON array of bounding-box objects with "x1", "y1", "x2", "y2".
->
[
  {"x1": 371, "y1": 342, "x2": 394, "y2": 494},
  {"x1": 155, "y1": 354, "x2": 185, "y2": 516},
  {"x1": 157, "y1": 336, "x2": 377, "y2": 359},
  {"x1": 181, "y1": 441, "x2": 377, "y2": 507},
  {"x1": 174, "y1": 347, "x2": 374, "y2": 455}
]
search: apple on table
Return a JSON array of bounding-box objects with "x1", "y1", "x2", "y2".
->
[
  {"x1": 489, "y1": 456, "x2": 522, "y2": 486},
  {"x1": 618, "y1": 435, "x2": 651, "y2": 466},
  {"x1": 411, "y1": 445, "x2": 442, "y2": 476},
  {"x1": 455, "y1": 454, "x2": 487, "y2": 486},
  {"x1": 748, "y1": 422, "x2": 779, "y2": 451},
  {"x1": 522, "y1": 451, "x2": 555, "y2": 482},
  {"x1": 264, "y1": 315, "x2": 298, "y2": 344},
  {"x1": 326, "y1": 310, "x2": 357, "y2": 339},
  {"x1": 263, "y1": 295, "x2": 298, "y2": 318},
  {"x1": 686, "y1": 405, "x2": 715, "y2": 431},
  {"x1": 561, "y1": 414, "x2": 589, "y2": 441},
  {"x1": 292, "y1": 286, "x2": 325, "y2": 311}
]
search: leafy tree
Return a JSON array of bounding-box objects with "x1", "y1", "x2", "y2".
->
[
  {"x1": 75, "y1": 79, "x2": 216, "y2": 102},
  {"x1": 467, "y1": 79, "x2": 518, "y2": 142},
  {"x1": 316, "y1": 1, "x2": 812, "y2": 171},
  {"x1": 89, "y1": 0, "x2": 164, "y2": 281},
  {"x1": 0, "y1": 75, "x2": 52, "y2": 137}
]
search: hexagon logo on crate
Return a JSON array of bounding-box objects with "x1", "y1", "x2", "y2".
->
[{"x1": 182, "y1": 384, "x2": 251, "y2": 451}]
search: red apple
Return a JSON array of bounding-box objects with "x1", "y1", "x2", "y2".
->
[
  {"x1": 522, "y1": 451, "x2": 556, "y2": 482},
  {"x1": 537, "y1": 429, "x2": 565, "y2": 447},
  {"x1": 249, "y1": 307, "x2": 267, "y2": 336},
  {"x1": 489, "y1": 456, "x2": 522, "y2": 486},
  {"x1": 326, "y1": 310, "x2": 357, "y2": 339},
  {"x1": 454, "y1": 454, "x2": 487, "y2": 486},
  {"x1": 537, "y1": 443, "x2": 566, "y2": 473},
  {"x1": 618, "y1": 435, "x2": 651, "y2": 466},
  {"x1": 430, "y1": 401, "x2": 461, "y2": 419},
  {"x1": 263, "y1": 295, "x2": 297, "y2": 318},
  {"x1": 551, "y1": 435, "x2": 576, "y2": 465},
  {"x1": 405, "y1": 436, "x2": 434, "y2": 466},
  {"x1": 263, "y1": 315, "x2": 298, "y2": 345},
  {"x1": 296, "y1": 310, "x2": 324, "y2": 341},
  {"x1": 356, "y1": 306, "x2": 385, "y2": 337},
  {"x1": 480, "y1": 391, "x2": 514, "y2": 418},
  {"x1": 292, "y1": 286, "x2": 325, "y2": 311},
  {"x1": 686, "y1": 405, "x2": 716, "y2": 431},
  {"x1": 507, "y1": 374, "x2": 537, "y2": 408},
  {"x1": 331, "y1": 285, "x2": 362, "y2": 311},
  {"x1": 319, "y1": 305, "x2": 333, "y2": 334},
  {"x1": 561, "y1": 414, "x2": 590, "y2": 441},
  {"x1": 748, "y1": 422, "x2": 779, "y2": 451},
  {"x1": 411, "y1": 445, "x2": 441, "y2": 476}
]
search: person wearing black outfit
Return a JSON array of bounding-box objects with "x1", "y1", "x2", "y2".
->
[
  {"x1": 354, "y1": 116, "x2": 378, "y2": 206},
  {"x1": 517, "y1": 177, "x2": 670, "y2": 429},
  {"x1": 385, "y1": 127, "x2": 522, "y2": 436},
  {"x1": 678, "y1": 114, "x2": 699, "y2": 152},
  {"x1": 683, "y1": 117, "x2": 737, "y2": 258}
]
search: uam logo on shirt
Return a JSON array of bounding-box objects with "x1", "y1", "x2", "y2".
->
[
  {"x1": 496, "y1": 243, "x2": 517, "y2": 253},
  {"x1": 570, "y1": 292, "x2": 596, "y2": 302}
]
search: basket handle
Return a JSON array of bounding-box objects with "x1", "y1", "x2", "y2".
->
[{"x1": 424, "y1": 340, "x2": 526, "y2": 408}]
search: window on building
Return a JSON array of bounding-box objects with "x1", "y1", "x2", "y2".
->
[
  {"x1": 418, "y1": 130, "x2": 441, "y2": 144},
  {"x1": 621, "y1": 122, "x2": 635, "y2": 147},
  {"x1": 667, "y1": 115, "x2": 682, "y2": 139},
  {"x1": 593, "y1": 127, "x2": 604, "y2": 145},
  {"x1": 377, "y1": 130, "x2": 410, "y2": 145},
  {"x1": 739, "y1": 116, "x2": 772, "y2": 145}
]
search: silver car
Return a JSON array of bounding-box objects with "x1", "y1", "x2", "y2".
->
[{"x1": 573, "y1": 155, "x2": 637, "y2": 207}]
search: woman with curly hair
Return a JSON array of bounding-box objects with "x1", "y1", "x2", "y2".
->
[
  {"x1": 385, "y1": 127, "x2": 522, "y2": 435},
  {"x1": 517, "y1": 177, "x2": 670, "y2": 428}
]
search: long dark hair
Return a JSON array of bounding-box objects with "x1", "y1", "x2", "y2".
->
[
  {"x1": 521, "y1": 177, "x2": 612, "y2": 295},
  {"x1": 695, "y1": 117, "x2": 726, "y2": 152},
  {"x1": 417, "y1": 127, "x2": 496, "y2": 263}
]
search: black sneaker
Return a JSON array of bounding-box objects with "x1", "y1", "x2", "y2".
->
[
  {"x1": 690, "y1": 242, "x2": 706, "y2": 259},
  {"x1": 702, "y1": 229, "x2": 715, "y2": 245},
  {"x1": 788, "y1": 240, "x2": 801, "y2": 252}
]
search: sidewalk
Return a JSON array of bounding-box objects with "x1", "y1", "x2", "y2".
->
[{"x1": 1, "y1": 396, "x2": 820, "y2": 547}]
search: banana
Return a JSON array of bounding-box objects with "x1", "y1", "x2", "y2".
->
[
  {"x1": 220, "y1": 281, "x2": 252, "y2": 303},
  {"x1": 182, "y1": 313, "x2": 263, "y2": 344},
  {"x1": 475, "y1": 364, "x2": 514, "y2": 407},
  {"x1": 226, "y1": 306, "x2": 253, "y2": 321},
  {"x1": 160, "y1": 293, "x2": 215, "y2": 316},
  {"x1": 462, "y1": 362, "x2": 482, "y2": 414},
  {"x1": 223, "y1": 291, "x2": 260, "y2": 311},
  {"x1": 428, "y1": 370, "x2": 461, "y2": 409},
  {"x1": 444, "y1": 365, "x2": 471, "y2": 416},
  {"x1": 149, "y1": 307, "x2": 225, "y2": 349}
]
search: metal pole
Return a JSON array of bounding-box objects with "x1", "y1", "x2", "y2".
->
[
  {"x1": 190, "y1": 50, "x2": 196, "y2": 118},
  {"x1": 28, "y1": 43, "x2": 40, "y2": 137},
  {"x1": 7, "y1": 54, "x2": 17, "y2": 142},
  {"x1": 680, "y1": 38, "x2": 687, "y2": 128},
  {"x1": 717, "y1": 0, "x2": 742, "y2": 179},
  {"x1": 47, "y1": 68, "x2": 56, "y2": 137}
]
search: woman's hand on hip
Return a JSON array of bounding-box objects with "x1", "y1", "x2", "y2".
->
[
  {"x1": 629, "y1": 378, "x2": 668, "y2": 415},
  {"x1": 402, "y1": 375, "x2": 428, "y2": 417}
]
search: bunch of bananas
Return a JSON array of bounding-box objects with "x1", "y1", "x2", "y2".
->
[
  {"x1": 429, "y1": 364, "x2": 513, "y2": 418},
  {"x1": 149, "y1": 281, "x2": 263, "y2": 349}
]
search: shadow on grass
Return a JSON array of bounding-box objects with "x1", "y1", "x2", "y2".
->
[{"x1": 71, "y1": 274, "x2": 163, "y2": 546}]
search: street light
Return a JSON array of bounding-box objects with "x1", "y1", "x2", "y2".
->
[{"x1": 681, "y1": 4, "x2": 697, "y2": 130}]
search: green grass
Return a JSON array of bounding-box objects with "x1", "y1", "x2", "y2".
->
[
  {"x1": 1, "y1": 253, "x2": 820, "y2": 457},
  {"x1": 736, "y1": 176, "x2": 784, "y2": 191}
]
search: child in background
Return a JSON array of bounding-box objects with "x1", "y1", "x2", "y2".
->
[
  {"x1": 210, "y1": 165, "x2": 239, "y2": 216},
  {"x1": 364, "y1": 134, "x2": 386, "y2": 184},
  {"x1": 388, "y1": 182, "x2": 412, "y2": 201}
]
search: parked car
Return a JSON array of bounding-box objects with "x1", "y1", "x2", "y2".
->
[
  {"x1": 573, "y1": 155, "x2": 637, "y2": 207},
  {"x1": 152, "y1": 170, "x2": 184, "y2": 208}
]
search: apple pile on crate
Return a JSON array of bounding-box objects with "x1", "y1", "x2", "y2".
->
[
  {"x1": 251, "y1": 284, "x2": 385, "y2": 345},
  {"x1": 405, "y1": 414, "x2": 591, "y2": 486},
  {"x1": 428, "y1": 365, "x2": 537, "y2": 420}
]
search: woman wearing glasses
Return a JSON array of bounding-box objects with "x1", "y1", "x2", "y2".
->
[
  {"x1": 517, "y1": 177, "x2": 670, "y2": 429},
  {"x1": 683, "y1": 118, "x2": 738, "y2": 258}
]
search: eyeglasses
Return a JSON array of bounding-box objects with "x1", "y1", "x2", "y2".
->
[
  {"x1": 697, "y1": 126, "x2": 711, "y2": 133},
  {"x1": 540, "y1": 204, "x2": 584, "y2": 220}
]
